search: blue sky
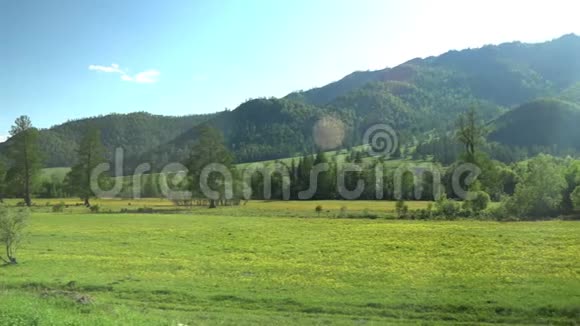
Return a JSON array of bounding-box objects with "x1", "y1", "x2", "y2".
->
[{"x1": 1, "y1": 0, "x2": 579, "y2": 142}]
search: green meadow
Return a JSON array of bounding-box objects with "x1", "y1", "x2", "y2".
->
[{"x1": 1, "y1": 200, "x2": 579, "y2": 325}]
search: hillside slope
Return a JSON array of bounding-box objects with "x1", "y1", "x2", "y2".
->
[
  {"x1": 489, "y1": 98, "x2": 580, "y2": 150},
  {"x1": 140, "y1": 98, "x2": 329, "y2": 167},
  {"x1": 287, "y1": 34, "x2": 580, "y2": 107},
  {"x1": 0, "y1": 112, "x2": 214, "y2": 168}
]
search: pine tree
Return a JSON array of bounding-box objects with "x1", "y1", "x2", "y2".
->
[
  {"x1": 314, "y1": 152, "x2": 333, "y2": 199},
  {"x1": 66, "y1": 127, "x2": 106, "y2": 206},
  {"x1": 143, "y1": 174, "x2": 159, "y2": 198},
  {"x1": 186, "y1": 126, "x2": 234, "y2": 208},
  {"x1": 6, "y1": 116, "x2": 42, "y2": 207},
  {"x1": 289, "y1": 159, "x2": 298, "y2": 199}
]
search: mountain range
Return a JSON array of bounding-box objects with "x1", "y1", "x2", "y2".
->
[{"x1": 2, "y1": 34, "x2": 580, "y2": 169}]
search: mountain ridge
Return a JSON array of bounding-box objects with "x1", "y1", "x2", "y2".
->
[{"x1": 2, "y1": 34, "x2": 580, "y2": 168}]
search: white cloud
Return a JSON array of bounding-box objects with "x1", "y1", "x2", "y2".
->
[
  {"x1": 134, "y1": 70, "x2": 160, "y2": 83},
  {"x1": 0, "y1": 135, "x2": 7, "y2": 143},
  {"x1": 88, "y1": 63, "x2": 160, "y2": 84},
  {"x1": 88, "y1": 63, "x2": 123, "y2": 73}
]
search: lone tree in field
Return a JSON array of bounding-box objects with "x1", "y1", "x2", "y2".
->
[
  {"x1": 455, "y1": 107, "x2": 487, "y2": 163},
  {"x1": 0, "y1": 206, "x2": 28, "y2": 265},
  {"x1": 66, "y1": 128, "x2": 106, "y2": 207},
  {"x1": 6, "y1": 116, "x2": 42, "y2": 207},
  {"x1": 186, "y1": 125, "x2": 234, "y2": 208}
]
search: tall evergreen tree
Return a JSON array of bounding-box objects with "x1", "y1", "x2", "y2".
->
[
  {"x1": 6, "y1": 116, "x2": 42, "y2": 207},
  {"x1": 314, "y1": 152, "x2": 333, "y2": 199},
  {"x1": 66, "y1": 128, "x2": 106, "y2": 206},
  {"x1": 298, "y1": 155, "x2": 314, "y2": 194},
  {"x1": 186, "y1": 126, "x2": 234, "y2": 208},
  {"x1": 142, "y1": 174, "x2": 159, "y2": 198},
  {"x1": 289, "y1": 159, "x2": 298, "y2": 199}
]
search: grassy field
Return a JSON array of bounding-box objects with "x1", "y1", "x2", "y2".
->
[
  {"x1": 0, "y1": 200, "x2": 579, "y2": 325},
  {"x1": 4, "y1": 198, "x2": 432, "y2": 218}
]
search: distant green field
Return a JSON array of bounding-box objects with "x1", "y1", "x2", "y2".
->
[
  {"x1": 0, "y1": 200, "x2": 579, "y2": 325},
  {"x1": 2, "y1": 198, "x2": 433, "y2": 218}
]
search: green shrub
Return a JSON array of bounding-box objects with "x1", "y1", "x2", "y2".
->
[
  {"x1": 395, "y1": 200, "x2": 409, "y2": 219},
  {"x1": 415, "y1": 208, "x2": 433, "y2": 220},
  {"x1": 505, "y1": 154, "x2": 567, "y2": 218},
  {"x1": 435, "y1": 198, "x2": 461, "y2": 219},
  {"x1": 339, "y1": 206, "x2": 348, "y2": 218},
  {"x1": 464, "y1": 191, "x2": 491, "y2": 212},
  {"x1": 315, "y1": 205, "x2": 323, "y2": 217},
  {"x1": 52, "y1": 202, "x2": 65, "y2": 213},
  {"x1": 0, "y1": 207, "x2": 29, "y2": 264},
  {"x1": 89, "y1": 205, "x2": 100, "y2": 213},
  {"x1": 361, "y1": 209, "x2": 378, "y2": 219}
]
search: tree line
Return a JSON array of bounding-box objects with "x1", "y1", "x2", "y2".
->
[
  {"x1": 0, "y1": 116, "x2": 107, "y2": 207},
  {"x1": 2, "y1": 112, "x2": 580, "y2": 220},
  {"x1": 183, "y1": 108, "x2": 580, "y2": 219}
]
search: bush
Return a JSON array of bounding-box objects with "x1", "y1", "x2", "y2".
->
[
  {"x1": 471, "y1": 197, "x2": 519, "y2": 221},
  {"x1": 52, "y1": 202, "x2": 66, "y2": 213},
  {"x1": 415, "y1": 207, "x2": 434, "y2": 220},
  {"x1": 435, "y1": 198, "x2": 461, "y2": 219},
  {"x1": 464, "y1": 191, "x2": 491, "y2": 212},
  {"x1": 360, "y1": 209, "x2": 378, "y2": 219},
  {"x1": 89, "y1": 205, "x2": 100, "y2": 213},
  {"x1": 339, "y1": 206, "x2": 348, "y2": 218},
  {"x1": 0, "y1": 206, "x2": 29, "y2": 264},
  {"x1": 137, "y1": 207, "x2": 154, "y2": 214},
  {"x1": 505, "y1": 154, "x2": 567, "y2": 218},
  {"x1": 315, "y1": 205, "x2": 323, "y2": 217},
  {"x1": 395, "y1": 200, "x2": 409, "y2": 219}
]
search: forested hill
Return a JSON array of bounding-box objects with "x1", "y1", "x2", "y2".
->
[
  {"x1": 286, "y1": 34, "x2": 580, "y2": 107},
  {"x1": 2, "y1": 34, "x2": 580, "y2": 169},
  {"x1": 489, "y1": 98, "x2": 580, "y2": 150},
  {"x1": 217, "y1": 33, "x2": 580, "y2": 163},
  {"x1": 0, "y1": 112, "x2": 215, "y2": 168}
]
